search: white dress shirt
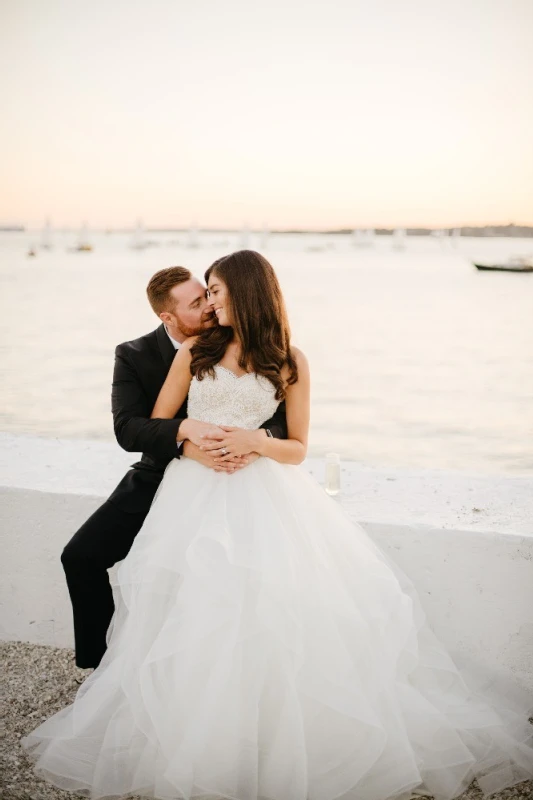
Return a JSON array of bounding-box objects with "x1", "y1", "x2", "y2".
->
[{"x1": 164, "y1": 326, "x2": 182, "y2": 350}]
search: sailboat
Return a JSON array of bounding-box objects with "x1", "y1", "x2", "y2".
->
[
  {"x1": 352, "y1": 229, "x2": 364, "y2": 248},
  {"x1": 187, "y1": 224, "x2": 200, "y2": 249},
  {"x1": 239, "y1": 224, "x2": 251, "y2": 250},
  {"x1": 131, "y1": 219, "x2": 152, "y2": 250},
  {"x1": 259, "y1": 223, "x2": 270, "y2": 250},
  {"x1": 392, "y1": 227, "x2": 406, "y2": 250},
  {"x1": 365, "y1": 228, "x2": 376, "y2": 247},
  {"x1": 70, "y1": 222, "x2": 93, "y2": 252},
  {"x1": 352, "y1": 229, "x2": 375, "y2": 248},
  {"x1": 432, "y1": 228, "x2": 453, "y2": 248},
  {"x1": 40, "y1": 218, "x2": 53, "y2": 250}
]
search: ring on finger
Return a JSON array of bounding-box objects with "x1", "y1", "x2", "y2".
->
[{"x1": 220, "y1": 447, "x2": 227, "y2": 455}]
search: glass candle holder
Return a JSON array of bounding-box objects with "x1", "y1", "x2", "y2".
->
[{"x1": 325, "y1": 452, "x2": 341, "y2": 496}]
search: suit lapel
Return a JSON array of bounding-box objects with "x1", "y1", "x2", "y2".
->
[{"x1": 155, "y1": 323, "x2": 176, "y2": 371}]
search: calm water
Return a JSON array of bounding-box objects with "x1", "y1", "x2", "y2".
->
[{"x1": 1, "y1": 230, "x2": 532, "y2": 475}]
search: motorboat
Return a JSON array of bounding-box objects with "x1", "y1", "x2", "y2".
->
[{"x1": 473, "y1": 255, "x2": 533, "y2": 273}]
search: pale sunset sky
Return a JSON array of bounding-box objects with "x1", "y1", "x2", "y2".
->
[{"x1": 1, "y1": 0, "x2": 532, "y2": 230}]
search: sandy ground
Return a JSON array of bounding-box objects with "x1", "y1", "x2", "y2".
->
[{"x1": 1, "y1": 641, "x2": 532, "y2": 800}]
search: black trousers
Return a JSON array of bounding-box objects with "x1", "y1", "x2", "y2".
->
[{"x1": 61, "y1": 498, "x2": 152, "y2": 669}]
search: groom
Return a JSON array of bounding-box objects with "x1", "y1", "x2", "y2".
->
[{"x1": 61, "y1": 265, "x2": 288, "y2": 669}]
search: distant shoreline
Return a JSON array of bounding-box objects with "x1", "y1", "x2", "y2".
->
[{"x1": 2, "y1": 224, "x2": 533, "y2": 237}]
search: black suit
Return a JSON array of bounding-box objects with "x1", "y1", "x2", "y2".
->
[{"x1": 61, "y1": 324, "x2": 287, "y2": 668}]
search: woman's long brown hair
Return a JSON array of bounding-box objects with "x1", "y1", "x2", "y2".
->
[{"x1": 190, "y1": 250, "x2": 298, "y2": 400}]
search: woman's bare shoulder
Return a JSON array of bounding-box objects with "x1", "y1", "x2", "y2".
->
[
  {"x1": 290, "y1": 346, "x2": 308, "y2": 368},
  {"x1": 281, "y1": 346, "x2": 309, "y2": 383}
]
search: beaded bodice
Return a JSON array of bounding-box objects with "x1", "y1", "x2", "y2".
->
[{"x1": 187, "y1": 364, "x2": 280, "y2": 429}]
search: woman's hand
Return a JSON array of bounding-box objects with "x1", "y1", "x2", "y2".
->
[
  {"x1": 178, "y1": 418, "x2": 226, "y2": 448},
  {"x1": 199, "y1": 426, "x2": 267, "y2": 461},
  {"x1": 183, "y1": 440, "x2": 258, "y2": 473}
]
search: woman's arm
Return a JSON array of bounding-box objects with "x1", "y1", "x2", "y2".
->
[
  {"x1": 151, "y1": 338, "x2": 195, "y2": 420},
  {"x1": 255, "y1": 348, "x2": 309, "y2": 464},
  {"x1": 203, "y1": 348, "x2": 310, "y2": 466}
]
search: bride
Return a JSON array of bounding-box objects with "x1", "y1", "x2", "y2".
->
[{"x1": 22, "y1": 250, "x2": 533, "y2": 800}]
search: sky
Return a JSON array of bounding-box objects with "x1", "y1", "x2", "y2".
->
[{"x1": 1, "y1": 0, "x2": 532, "y2": 230}]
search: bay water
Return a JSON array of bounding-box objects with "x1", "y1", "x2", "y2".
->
[{"x1": 1, "y1": 230, "x2": 531, "y2": 475}]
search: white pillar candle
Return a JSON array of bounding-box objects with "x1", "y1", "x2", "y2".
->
[{"x1": 325, "y1": 452, "x2": 341, "y2": 496}]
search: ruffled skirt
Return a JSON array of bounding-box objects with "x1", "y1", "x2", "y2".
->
[{"x1": 22, "y1": 458, "x2": 533, "y2": 799}]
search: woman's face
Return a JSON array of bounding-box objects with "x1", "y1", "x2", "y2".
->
[{"x1": 207, "y1": 274, "x2": 232, "y2": 326}]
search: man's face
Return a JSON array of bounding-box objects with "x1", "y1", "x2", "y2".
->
[{"x1": 162, "y1": 278, "x2": 214, "y2": 337}]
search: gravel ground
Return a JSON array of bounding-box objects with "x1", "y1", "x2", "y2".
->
[{"x1": 1, "y1": 641, "x2": 532, "y2": 800}]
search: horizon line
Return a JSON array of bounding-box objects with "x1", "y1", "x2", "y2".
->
[{"x1": 3, "y1": 222, "x2": 533, "y2": 234}]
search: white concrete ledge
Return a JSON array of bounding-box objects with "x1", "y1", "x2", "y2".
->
[{"x1": 1, "y1": 433, "x2": 532, "y2": 691}]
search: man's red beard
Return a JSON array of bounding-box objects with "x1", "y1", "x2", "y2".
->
[
  {"x1": 175, "y1": 309, "x2": 216, "y2": 338},
  {"x1": 201, "y1": 309, "x2": 217, "y2": 328}
]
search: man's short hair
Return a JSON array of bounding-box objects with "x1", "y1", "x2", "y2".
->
[{"x1": 146, "y1": 266, "x2": 192, "y2": 314}]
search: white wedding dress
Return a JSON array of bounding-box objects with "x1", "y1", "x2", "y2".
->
[{"x1": 23, "y1": 365, "x2": 533, "y2": 800}]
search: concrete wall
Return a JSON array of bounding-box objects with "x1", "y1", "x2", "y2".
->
[{"x1": 1, "y1": 433, "x2": 532, "y2": 691}]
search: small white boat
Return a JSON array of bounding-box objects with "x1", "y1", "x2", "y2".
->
[
  {"x1": 130, "y1": 219, "x2": 158, "y2": 250},
  {"x1": 69, "y1": 222, "x2": 93, "y2": 252},
  {"x1": 260, "y1": 223, "x2": 270, "y2": 249},
  {"x1": 351, "y1": 229, "x2": 375, "y2": 248},
  {"x1": 392, "y1": 228, "x2": 406, "y2": 250},
  {"x1": 473, "y1": 255, "x2": 533, "y2": 273},
  {"x1": 187, "y1": 224, "x2": 200, "y2": 249},
  {"x1": 239, "y1": 224, "x2": 251, "y2": 250},
  {"x1": 131, "y1": 219, "x2": 149, "y2": 250},
  {"x1": 40, "y1": 218, "x2": 53, "y2": 250}
]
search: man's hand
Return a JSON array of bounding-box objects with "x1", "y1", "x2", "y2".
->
[
  {"x1": 177, "y1": 418, "x2": 226, "y2": 448},
  {"x1": 182, "y1": 440, "x2": 259, "y2": 473},
  {"x1": 200, "y1": 427, "x2": 267, "y2": 462}
]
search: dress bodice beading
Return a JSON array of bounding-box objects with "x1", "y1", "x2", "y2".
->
[{"x1": 187, "y1": 364, "x2": 280, "y2": 429}]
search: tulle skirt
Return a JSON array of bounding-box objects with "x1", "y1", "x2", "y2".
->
[{"x1": 22, "y1": 457, "x2": 533, "y2": 800}]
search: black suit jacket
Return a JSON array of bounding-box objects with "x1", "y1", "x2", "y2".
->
[{"x1": 108, "y1": 324, "x2": 288, "y2": 511}]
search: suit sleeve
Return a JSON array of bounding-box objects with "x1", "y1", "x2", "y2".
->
[
  {"x1": 259, "y1": 401, "x2": 288, "y2": 440},
  {"x1": 112, "y1": 345, "x2": 185, "y2": 461}
]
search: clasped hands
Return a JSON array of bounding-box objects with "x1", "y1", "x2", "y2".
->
[{"x1": 178, "y1": 419, "x2": 266, "y2": 474}]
